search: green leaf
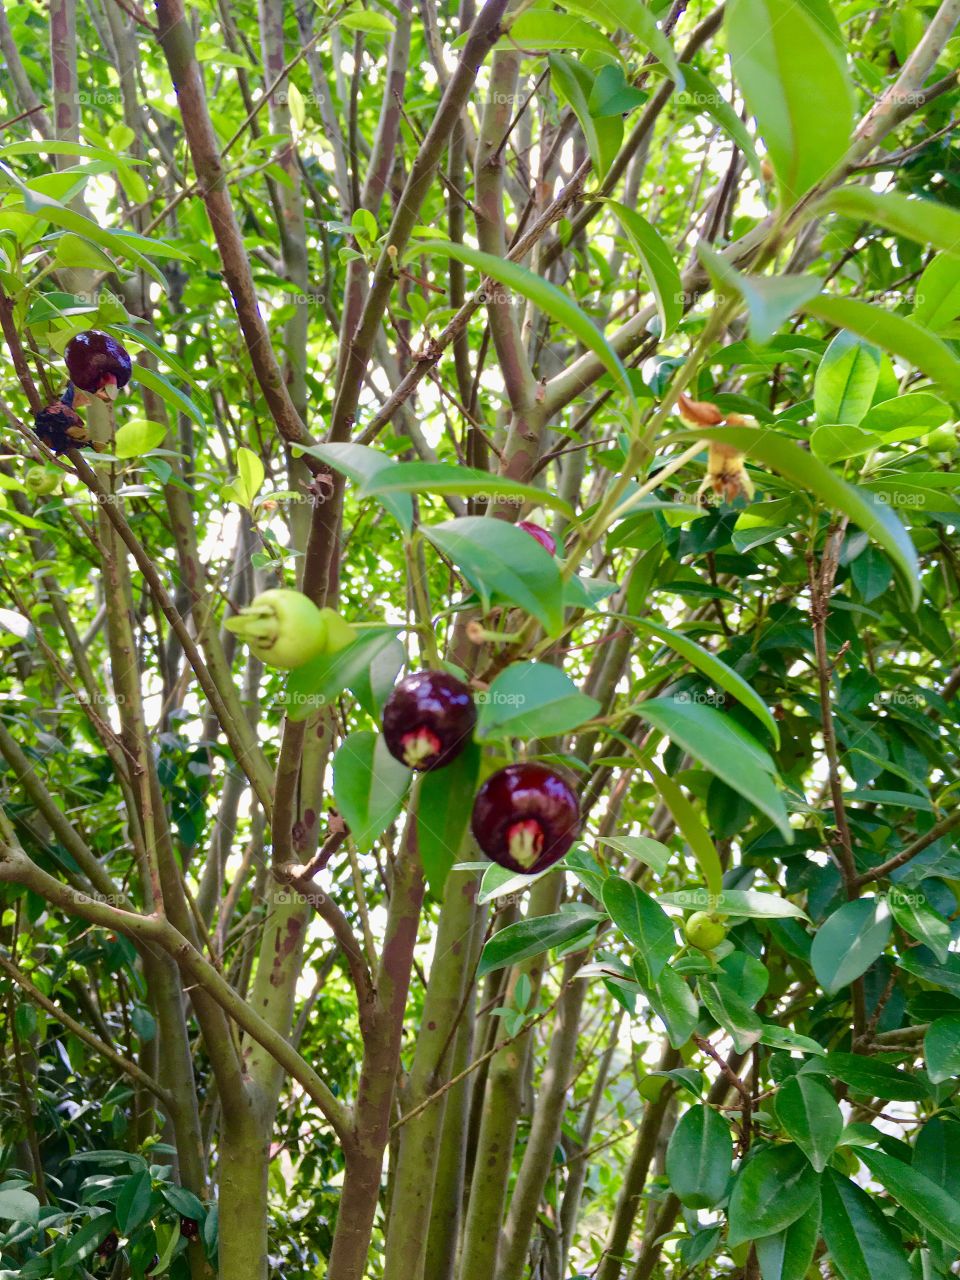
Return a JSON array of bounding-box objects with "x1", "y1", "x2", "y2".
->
[
  {"x1": 509, "y1": 10, "x2": 621, "y2": 58},
  {"x1": 114, "y1": 419, "x2": 167, "y2": 459},
  {"x1": 332, "y1": 731, "x2": 411, "y2": 853},
  {"x1": 58, "y1": 1211, "x2": 113, "y2": 1266},
  {"x1": 477, "y1": 906, "x2": 603, "y2": 978},
  {"x1": 755, "y1": 1197, "x2": 821, "y2": 1280},
  {"x1": 666, "y1": 1104, "x2": 732, "y2": 1208},
  {"x1": 811, "y1": 897, "x2": 891, "y2": 995},
  {"x1": 913, "y1": 254, "x2": 960, "y2": 331},
  {"x1": 422, "y1": 517, "x2": 564, "y2": 636},
  {"x1": 660, "y1": 889, "x2": 808, "y2": 920},
  {"x1": 132, "y1": 364, "x2": 207, "y2": 428},
  {"x1": 647, "y1": 763, "x2": 723, "y2": 894},
  {"x1": 698, "y1": 244, "x2": 822, "y2": 346},
  {"x1": 727, "y1": 1143, "x2": 820, "y2": 1246},
  {"x1": 889, "y1": 891, "x2": 951, "y2": 964},
  {"x1": 645, "y1": 964, "x2": 699, "y2": 1048},
  {"x1": 629, "y1": 616, "x2": 779, "y2": 745},
  {"x1": 924, "y1": 1015, "x2": 960, "y2": 1085},
  {"x1": 820, "y1": 1169, "x2": 913, "y2": 1280},
  {"x1": 641, "y1": 696, "x2": 790, "y2": 837},
  {"x1": 286, "y1": 627, "x2": 401, "y2": 722},
  {"x1": 160, "y1": 1185, "x2": 205, "y2": 1219},
  {"x1": 547, "y1": 56, "x2": 624, "y2": 181},
  {"x1": 361, "y1": 460, "x2": 573, "y2": 518},
  {"x1": 602, "y1": 877, "x2": 676, "y2": 982},
  {"x1": 296, "y1": 442, "x2": 412, "y2": 531},
  {"x1": 596, "y1": 834, "x2": 672, "y2": 875},
  {"x1": 676, "y1": 64, "x2": 762, "y2": 181},
  {"x1": 419, "y1": 241, "x2": 634, "y2": 408},
  {"x1": 554, "y1": 0, "x2": 683, "y2": 84},
  {"x1": 776, "y1": 1074, "x2": 843, "y2": 1171},
  {"x1": 759, "y1": 1024, "x2": 826, "y2": 1056},
  {"x1": 475, "y1": 662, "x2": 600, "y2": 740},
  {"x1": 699, "y1": 977, "x2": 763, "y2": 1052},
  {"x1": 608, "y1": 202, "x2": 684, "y2": 338},
  {"x1": 823, "y1": 1052, "x2": 928, "y2": 1101},
  {"x1": 0, "y1": 1187, "x2": 40, "y2": 1223},
  {"x1": 819, "y1": 189, "x2": 960, "y2": 260},
  {"x1": 115, "y1": 1167, "x2": 153, "y2": 1234},
  {"x1": 673, "y1": 425, "x2": 921, "y2": 607},
  {"x1": 339, "y1": 9, "x2": 395, "y2": 34},
  {"x1": 55, "y1": 232, "x2": 115, "y2": 270},
  {"x1": 725, "y1": 0, "x2": 854, "y2": 202},
  {"x1": 814, "y1": 330, "x2": 881, "y2": 427},
  {"x1": 859, "y1": 1147, "x2": 960, "y2": 1251},
  {"x1": 417, "y1": 743, "x2": 481, "y2": 896},
  {"x1": 806, "y1": 296, "x2": 960, "y2": 399}
]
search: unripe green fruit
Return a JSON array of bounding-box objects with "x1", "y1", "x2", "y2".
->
[
  {"x1": 25, "y1": 466, "x2": 61, "y2": 496},
  {"x1": 684, "y1": 911, "x2": 727, "y2": 951},
  {"x1": 224, "y1": 589, "x2": 356, "y2": 670},
  {"x1": 922, "y1": 424, "x2": 957, "y2": 453}
]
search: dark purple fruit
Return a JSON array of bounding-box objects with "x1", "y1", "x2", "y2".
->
[
  {"x1": 180, "y1": 1216, "x2": 199, "y2": 1239},
  {"x1": 34, "y1": 401, "x2": 89, "y2": 453},
  {"x1": 382, "y1": 671, "x2": 477, "y2": 771},
  {"x1": 97, "y1": 1230, "x2": 120, "y2": 1258},
  {"x1": 64, "y1": 330, "x2": 132, "y2": 395},
  {"x1": 471, "y1": 763, "x2": 579, "y2": 874},
  {"x1": 518, "y1": 521, "x2": 557, "y2": 556}
]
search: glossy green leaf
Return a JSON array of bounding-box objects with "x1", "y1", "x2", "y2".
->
[
  {"x1": 756, "y1": 1197, "x2": 821, "y2": 1280},
  {"x1": 814, "y1": 330, "x2": 881, "y2": 427},
  {"x1": 555, "y1": 0, "x2": 683, "y2": 84},
  {"x1": 602, "y1": 876, "x2": 676, "y2": 982},
  {"x1": 296, "y1": 442, "x2": 412, "y2": 531},
  {"x1": 475, "y1": 662, "x2": 600, "y2": 740},
  {"x1": 776, "y1": 1074, "x2": 842, "y2": 1171},
  {"x1": 811, "y1": 897, "x2": 891, "y2": 995},
  {"x1": 698, "y1": 243, "x2": 822, "y2": 346},
  {"x1": 860, "y1": 1147, "x2": 960, "y2": 1251},
  {"x1": 286, "y1": 627, "x2": 401, "y2": 722},
  {"x1": 549, "y1": 55, "x2": 622, "y2": 181},
  {"x1": 362, "y1": 460, "x2": 573, "y2": 518},
  {"x1": 332, "y1": 730, "x2": 411, "y2": 853},
  {"x1": 596, "y1": 834, "x2": 672, "y2": 875},
  {"x1": 725, "y1": 0, "x2": 854, "y2": 201},
  {"x1": 676, "y1": 64, "x2": 762, "y2": 180},
  {"x1": 661, "y1": 889, "x2": 808, "y2": 921},
  {"x1": 700, "y1": 977, "x2": 763, "y2": 1053},
  {"x1": 806, "y1": 296, "x2": 960, "y2": 398},
  {"x1": 422, "y1": 517, "x2": 565, "y2": 636},
  {"x1": 924, "y1": 1015, "x2": 960, "y2": 1085},
  {"x1": 641, "y1": 696, "x2": 790, "y2": 837},
  {"x1": 666, "y1": 1104, "x2": 733, "y2": 1208},
  {"x1": 823, "y1": 1052, "x2": 928, "y2": 1102},
  {"x1": 609, "y1": 202, "x2": 684, "y2": 338},
  {"x1": 727, "y1": 1143, "x2": 820, "y2": 1246},
  {"x1": 821, "y1": 1169, "x2": 913, "y2": 1280},
  {"x1": 888, "y1": 891, "x2": 951, "y2": 964},
  {"x1": 629, "y1": 616, "x2": 779, "y2": 745},
  {"x1": 647, "y1": 762, "x2": 724, "y2": 894},
  {"x1": 508, "y1": 9, "x2": 621, "y2": 58},
  {"x1": 819, "y1": 188, "x2": 960, "y2": 260},
  {"x1": 645, "y1": 964, "x2": 699, "y2": 1048},
  {"x1": 477, "y1": 906, "x2": 603, "y2": 978},
  {"x1": 417, "y1": 743, "x2": 482, "y2": 896}
]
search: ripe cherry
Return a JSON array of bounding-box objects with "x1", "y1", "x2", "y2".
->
[
  {"x1": 64, "y1": 330, "x2": 132, "y2": 397},
  {"x1": 180, "y1": 1216, "x2": 200, "y2": 1239},
  {"x1": 518, "y1": 520, "x2": 557, "y2": 555},
  {"x1": 471, "y1": 763, "x2": 579, "y2": 874},
  {"x1": 382, "y1": 671, "x2": 477, "y2": 770},
  {"x1": 97, "y1": 1230, "x2": 120, "y2": 1258}
]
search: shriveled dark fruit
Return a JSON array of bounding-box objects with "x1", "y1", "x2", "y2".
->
[
  {"x1": 382, "y1": 671, "x2": 477, "y2": 771},
  {"x1": 97, "y1": 1230, "x2": 120, "y2": 1258},
  {"x1": 64, "y1": 329, "x2": 132, "y2": 396},
  {"x1": 518, "y1": 520, "x2": 557, "y2": 556},
  {"x1": 34, "y1": 401, "x2": 89, "y2": 454},
  {"x1": 471, "y1": 763, "x2": 579, "y2": 874},
  {"x1": 180, "y1": 1217, "x2": 200, "y2": 1239}
]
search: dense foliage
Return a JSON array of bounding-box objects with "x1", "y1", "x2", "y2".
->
[{"x1": 1, "y1": 0, "x2": 960, "y2": 1278}]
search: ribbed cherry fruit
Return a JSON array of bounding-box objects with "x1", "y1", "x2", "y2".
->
[
  {"x1": 382, "y1": 671, "x2": 477, "y2": 770},
  {"x1": 180, "y1": 1217, "x2": 200, "y2": 1239},
  {"x1": 33, "y1": 401, "x2": 89, "y2": 454},
  {"x1": 518, "y1": 520, "x2": 557, "y2": 555},
  {"x1": 224, "y1": 589, "x2": 356, "y2": 670},
  {"x1": 65, "y1": 330, "x2": 132, "y2": 397},
  {"x1": 471, "y1": 763, "x2": 579, "y2": 874}
]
